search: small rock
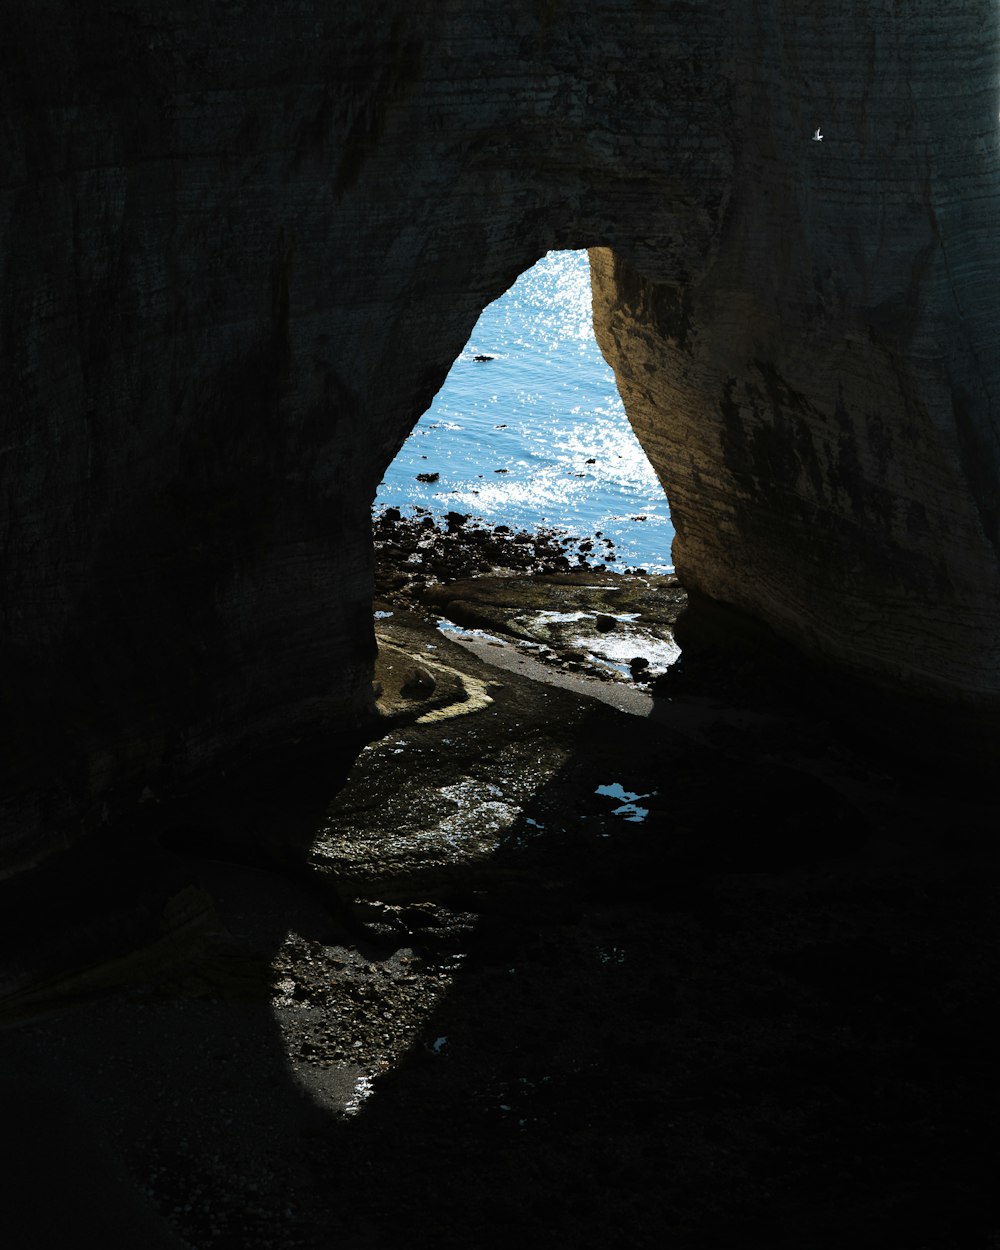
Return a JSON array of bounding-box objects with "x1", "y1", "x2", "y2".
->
[{"x1": 400, "y1": 666, "x2": 436, "y2": 697}]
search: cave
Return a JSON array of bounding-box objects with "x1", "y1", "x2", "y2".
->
[
  {"x1": 1, "y1": 4, "x2": 999, "y2": 1245},
  {"x1": 4, "y1": 2, "x2": 1000, "y2": 861}
]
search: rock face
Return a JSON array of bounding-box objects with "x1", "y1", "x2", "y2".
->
[
  {"x1": 589, "y1": 2, "x2": 1000, "y2": 726},
  {"x1": 2, "y1": 1, "x2": 999, "y2": 863}
]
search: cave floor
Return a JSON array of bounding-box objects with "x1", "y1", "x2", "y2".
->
[{"x1": 2, "y1": 605, "x2": 998, "y2": 1249}]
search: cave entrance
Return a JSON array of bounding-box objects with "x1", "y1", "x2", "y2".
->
[
  {"x1": 373, "y1": 249, "x2": 673, "y2": 574},
  {"x1": 372, "y1": 249, "x2": 681, "y2": 686}
]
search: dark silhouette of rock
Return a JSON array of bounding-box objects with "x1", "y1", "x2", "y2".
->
[{"x1": 399, "y1": 665, "x2": 436, "y2": 697}]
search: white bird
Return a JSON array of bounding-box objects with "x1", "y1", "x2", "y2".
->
[{"x1": 812, "y1": 127, "x2": 823, "y2": 141}]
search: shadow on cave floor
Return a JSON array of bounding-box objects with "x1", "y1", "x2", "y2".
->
[{"x1": 2, "y1": 609, "x2": 998, "y2": 1249}]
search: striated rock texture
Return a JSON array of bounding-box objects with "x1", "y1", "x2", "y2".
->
[
  {"x1": 589, "y1": 2, "x2": 1000, "y2": 729},
  {"x1": 2, "y1": 1, "x2": 999, "y2": 865}
]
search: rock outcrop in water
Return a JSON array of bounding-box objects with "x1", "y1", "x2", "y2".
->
[{"x1": 2, "y1": 1, "x2": 1000, "y2": 861}]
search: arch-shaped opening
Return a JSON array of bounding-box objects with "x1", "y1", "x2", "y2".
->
[
  {"x1": 371, "y1": 249, "x2": 682, "y2": 686},
  {"x1": 375, "y1": 249, "x2": 673, "y2": 572}
]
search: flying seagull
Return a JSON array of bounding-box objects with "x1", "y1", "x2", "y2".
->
[{"x1": 812, "y1": 127, "x2": 823, "y2": 141}]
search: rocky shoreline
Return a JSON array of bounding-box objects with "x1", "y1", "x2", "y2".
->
[
  {"x1": 374, "y1": 506, "x2": 685, "y2": 687},
  {"x1": 373, "y1": 503, "x2": 667, "y2": 586}
]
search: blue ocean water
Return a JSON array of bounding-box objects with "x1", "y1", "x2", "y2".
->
[{"x1": 373, "y1": 250, "x2": 674, "y2": 573}]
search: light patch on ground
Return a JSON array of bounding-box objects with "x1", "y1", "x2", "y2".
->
[
  {"x1": 417, "y1": 665, "x2": 494, "y2": 723},
  {"x1": 436, "y1": 779, "x2": 522, "y2": 849}
]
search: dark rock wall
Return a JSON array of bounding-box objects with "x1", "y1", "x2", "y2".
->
[{"x1": 2, "y1": 1, "x2": 997, "y2": 863}]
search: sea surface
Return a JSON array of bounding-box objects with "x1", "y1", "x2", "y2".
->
[{"x1": 373, "y1": 249, "x2": 674, "y2": 573}]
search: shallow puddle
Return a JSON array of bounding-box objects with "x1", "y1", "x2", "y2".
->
[
  {"x1": 595, "y1": 782, "x2": 657, "y2": 823},
  {"x1": 436, "y1": 619, "x2": 506, "y2": 645},
  {"x1": 509, "y1": 609, "x2": 680, "y2": 677},
  {"x1": 574, "y1": 628, "x2": 680, "y2": 677}
]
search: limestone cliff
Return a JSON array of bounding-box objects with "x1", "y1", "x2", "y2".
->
[
  {"x1": 590, "y1": 2, "x2": 1000, "y2": 725},
  {"x1": 2, "y1": 1, "x2": 999, "y2": 867}
]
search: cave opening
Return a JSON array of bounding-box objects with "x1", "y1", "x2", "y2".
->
[
  {"x1": 371, "y1": 249, "x2": 683, "y2": 681},
  {"x1": 373, "y1": 249, "x2": 674, "y2": 575}
]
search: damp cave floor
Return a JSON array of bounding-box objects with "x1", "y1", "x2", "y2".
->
[{"x1": 2, "y1": 605, "x2": 998, "y2": 1250}]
